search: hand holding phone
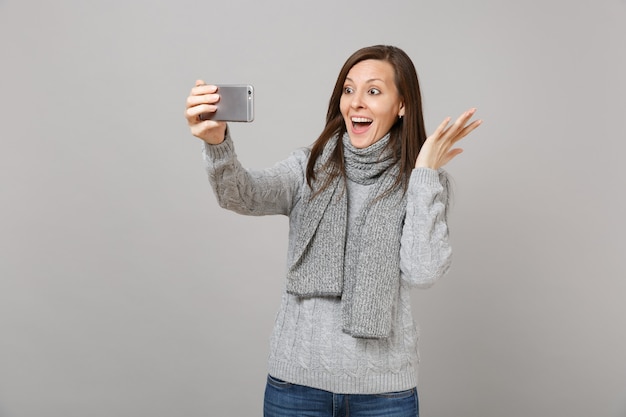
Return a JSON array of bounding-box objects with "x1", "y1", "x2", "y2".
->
[
  {"x1": 198, "y1": 84, "x2": 255, "y2": 122},
  {"x1": 186, "y1": 81, "x2": 227, "y2": 144}
]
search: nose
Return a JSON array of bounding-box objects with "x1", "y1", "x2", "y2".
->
[{"x1": 350, "y1": 91, "x2": 366, "y2": 109}]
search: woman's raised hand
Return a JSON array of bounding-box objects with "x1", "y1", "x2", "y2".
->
[
  {"x1": 185, "y1": 80, "x2": 227, "y2": 144},
  {"x1": 415, "y1": 108, "x2": 482, "y2": 170}
]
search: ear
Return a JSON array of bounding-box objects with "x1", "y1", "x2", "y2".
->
[{"x1": 398, "y1": 101, "x2": 405, "y2": 118}]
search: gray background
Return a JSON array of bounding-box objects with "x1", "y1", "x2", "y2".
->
[{"x1": 1, "y1": 0, "x2": 625, "y2": 416}]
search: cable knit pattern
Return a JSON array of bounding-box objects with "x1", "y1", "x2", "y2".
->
[{"x1": 203, "y1": 132, "x2": 452, "y2": 394}]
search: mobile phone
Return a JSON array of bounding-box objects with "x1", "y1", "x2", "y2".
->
[{"x1": 199, "y1": 84, "x2": 254, "y2": 122}]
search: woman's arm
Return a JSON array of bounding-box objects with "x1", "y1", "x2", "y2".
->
[
  {"x1": 186, "y1": 80, "x2": 307, "y2": 216},
  {"x1": 203, "y1": 132, "x2": 308, "y2": 216},
  {"x1": 400, "y1": 108, "x2": 481, "y2": 287},
  {"x1": 399, "y1": 168, "x2": 452, "y2": 288}
]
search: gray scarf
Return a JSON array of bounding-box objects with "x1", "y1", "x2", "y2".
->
[{"x1": 286, "y1": 133, "x2": 406, "y2": 338}]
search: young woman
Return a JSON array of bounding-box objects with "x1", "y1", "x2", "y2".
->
[{"x1": 185, "y1": 45, "x2": 481, "y2": 417}]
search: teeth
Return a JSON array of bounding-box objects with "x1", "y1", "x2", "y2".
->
[{"x1": 351, "y1": 117, "x2": 373, "y2": 123}]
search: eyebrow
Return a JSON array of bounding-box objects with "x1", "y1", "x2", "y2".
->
[{"x1": 345, "y1": 77, "x2": 386, "y2": 83}]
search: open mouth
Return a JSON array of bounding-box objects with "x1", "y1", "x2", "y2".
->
[{"x1": 351, "y1": 116, "x2": 373, "y2": 131}]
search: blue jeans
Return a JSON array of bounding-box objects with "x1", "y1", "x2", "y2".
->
[{"x1": 263, "y1": 375, "x2": 419, "y2": 417}]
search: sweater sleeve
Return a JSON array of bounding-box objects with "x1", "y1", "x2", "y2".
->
[
  {"x1": 202, "y1": 132, "x2": 308, "y2": 216},
  {"x1": 399, "y1": 168, "x2": 453, "y2": 288}
]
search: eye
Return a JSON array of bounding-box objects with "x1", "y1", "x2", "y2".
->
[
  {"x1": 343, "y1": 86, "x2": 354, "y2": 94},
  {"x1": 368, "y1": 88, "x2": 381, "y2": 95}
]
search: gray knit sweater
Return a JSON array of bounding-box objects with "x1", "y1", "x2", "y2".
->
[{"x1": 203, "y1": 133, "x2": 452, "y2": 394}]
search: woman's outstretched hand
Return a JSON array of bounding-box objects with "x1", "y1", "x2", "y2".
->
[
  {"x1": 415, "y1": 108, "x2": 482, "y2": 170},
  {"x1": 185, "y1": 80, "x2": 227, "y2": 144}
]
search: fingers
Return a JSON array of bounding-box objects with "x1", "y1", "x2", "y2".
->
[
  {"x1": 185, "y1": 81, "x2": 221, "y2": 123},
  {"x1": 187, "y1": 84, "x2": 220, "y2": 107},
  {"x1": 186, "y1": 93, "x2": 220, "y2": 109},
  {"x1": 447, "y1": 108, "x2": 476, "y2": 133},
  {"x1": 184, "y1": 80, "x2": 227, "y2": 144},
  {"x1": 417, "y1": 108, "x2": 481, "y2": 169},
  {"x1": 439, "y1": 148, "x2": 464, "y2": 167},
  {"x1": 190, "y1": 83, "x2": 218, "y2": 97},
  {"x1": 185, "y1": 103, "x2": 219, "y2": 125},
  {"x1": 431, "y1": 109, "x2": 477, "y2": 141},
  {"x1": 432, "y1": 116, "x2": 452, "y2": 139},
  {"x1": 455, "y1": 119, "x2": 482, "y2": 141},
  {"x1": 438, "y1": 108, "x2": 480, "y2": 164},
  {"x1": 456, "y1": 108, "x2": 481, "y2": 129},
  {"x1": 439, "y1": 108, "x2": 481, "y2": 143}
]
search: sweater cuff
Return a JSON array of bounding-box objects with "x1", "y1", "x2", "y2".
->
[
  {"x1": 203, "y1": 127, "x2": 234, "y2": 161},
  {"x1": 409, "y1": 167, "x2": 441, "y2": 188}
]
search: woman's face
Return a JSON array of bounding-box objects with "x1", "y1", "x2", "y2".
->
[{"x1": 339, "y1": 59, "x2": 405, "y2": 149}]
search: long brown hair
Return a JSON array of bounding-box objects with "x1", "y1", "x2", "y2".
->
[{"x1": 306, "y1": 45, "x2": 427, "y2": 195}]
